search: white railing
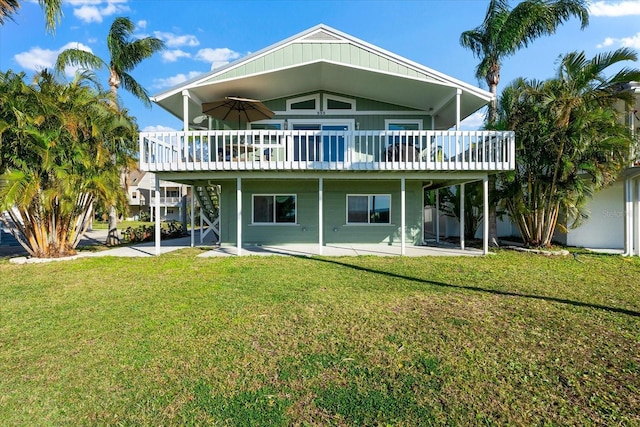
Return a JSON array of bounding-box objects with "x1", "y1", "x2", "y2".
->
[
  {"x1": 149, "y1": 197, "x2": 182, "y2": 206},
  {"x1": 139, "y1": 130, "x2": 515, "y2": 172}
]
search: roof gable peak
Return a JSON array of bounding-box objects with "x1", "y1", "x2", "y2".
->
[{"x1": 301, "y1": 27, "x2": 345, "y2": 42}]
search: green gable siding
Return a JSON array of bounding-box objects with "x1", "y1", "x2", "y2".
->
[{"x1": 203, "y1": 41, "x2": 433, "y2": 85}]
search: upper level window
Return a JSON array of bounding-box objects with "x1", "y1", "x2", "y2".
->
[
  {"x1": 324, "y1": 95, "x2": 355, "y2": 112},
  {"x1": 286, "y1": 94, "x2": 320, "y2": 113},
  {"x1": 385, "y1": 120, "x2": 422, "y2": 131},
  {"x1": 251, "y1": 121, "x2": 283, "y2": 131},
  {"x1": 385, "y1": 120, "x2": 423, "y2": 160}
]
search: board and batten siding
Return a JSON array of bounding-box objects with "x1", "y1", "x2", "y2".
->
[
  {"x1": 203, "y1": 42, "x2": 436, "y2": 85},
  {"x1": 218, "y1": 178, "x2": 423, "y2": 246},
  {"x1": 258, "y1": 92, "x2": 432, "y2": 132}
]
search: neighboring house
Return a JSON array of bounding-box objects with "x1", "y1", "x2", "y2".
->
[
  {"x1": 553, "y1": 82, "x2": 640, "y2": 255},
  {"x1": 126, "y1": 169, "x2": 190, "y2": 222},
  {"x1": 139, "y1": 24, "x2": 515, "y2": 255}
]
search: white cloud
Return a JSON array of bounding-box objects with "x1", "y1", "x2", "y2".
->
[
  {"x1": 70, "y1": 0, "x2": 130, "y2": 24},
  {"x1": 590, "y1": 1, "x2": 640, "y2": 16},
  {"x1": 597, "y1": 32, "x2": 640, "y2": 48},
  {"x1": 136, "y1": 20, "x2": 147, "y2": 30},
  {"x1": 194, "y1": 47, "x2": 241, "y2": 70},
  {"x1": 460, "y1": 111, "x2": 486, "y2": 131},
  {"x1": 152, "y1": 71, "x2": 202, "y2": 89},
  {"x1": 142, "y1": 124, "x2": 177, "y2": 132},
  {"x1": 162, "y1": 49, "x2": 191, "y2": 62},
  {"x1": 153, "y1": 31, "x2": 199, "y2": 48},
  {"x1": 14, "y1": 42, "x2": 93, "y2": 76}
]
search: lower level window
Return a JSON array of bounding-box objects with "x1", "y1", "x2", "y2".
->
[
  {"x1": 253, "y1": 195, "x2": 296, "y2": 224},
  {"x1": 347, "y1": 195, "x2": 391, "y2": 224}
]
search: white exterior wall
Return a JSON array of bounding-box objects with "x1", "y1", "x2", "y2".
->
[{"x1": 565, "y1": 181, "x2": 624, "y2": 249}]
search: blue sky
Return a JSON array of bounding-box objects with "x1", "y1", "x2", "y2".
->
[{"x1": 1, "y1": 0, "x2": 640, "y2": 131}]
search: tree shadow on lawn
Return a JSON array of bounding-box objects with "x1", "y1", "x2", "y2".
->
[{"x1": 304, "y1": 256, "x2": 640, "y2": 318}]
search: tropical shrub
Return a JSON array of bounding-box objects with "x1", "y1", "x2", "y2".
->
[
  {"x1": 0, "y1": 70, "x2": 137, "y2": 257},
  {"x1": 494, "y1": 49, "x2": 640, "y2": 247}
]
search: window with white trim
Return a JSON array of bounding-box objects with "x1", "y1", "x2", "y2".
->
[
  {"x1": 385, "y1": 120, "x2": 424, "y2": 161},
  {"x1": 253, "y1": 194, "x2": 297, "y2": 224},
  {"x1": 347, "y1": 194, "x2": 391, "y2": 224},
  {"x1": 385, "y1": 120, "x2": 422, "y2": 131},
  {"x1": 286, "y1": 94, "x2": 320, "y2": 112},
  {"x1": 324, "y1": 95, "x2": 355, "y2": 112}
]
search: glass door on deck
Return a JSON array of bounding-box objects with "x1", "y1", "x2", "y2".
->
[
  {"x1": 292, "y1": 123, "x2": 348, "y2": 161},
  {"x1": 322, "y1": 124, "x2": 347, "y2": 162},
  {"x1": 292, "y1": 124, "x2": 321, "y2": 161}
]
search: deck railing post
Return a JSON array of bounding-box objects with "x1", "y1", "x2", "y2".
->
[{"x1": 138, "y1": 129, "x2": 515, "y2": 174}]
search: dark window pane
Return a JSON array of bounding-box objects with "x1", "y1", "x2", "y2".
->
[
  {"x1": 348, "y1": 196, "x2": 368, "y2": 223},
  {"x1": 290, "y1": 99, "x2": 316, "y2": 110},
  {"x1": 370, "y1": 195, "x2": 390, "y2": 223},
  {"x1": 327, "y1": 98, "x2": 352, "y2": 110},
  {"x1": 253, "y1": 196, "x2": 274, "y2": 223},
  {"x1": 275, "y1": 195, "x2": 296, "y2": 223}
]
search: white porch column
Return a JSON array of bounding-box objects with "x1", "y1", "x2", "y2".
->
[
  {"x1": 190, "y1": 185, "x2": 195, "y2": 248},
  {"x1": 319, "y1": 178, "x2": 323, "y2": 255},
  {"x1": 460, "y1": 183, "x2": 465, "y2": 250},
  {"x1": 483, "y1": 176, "x2": 489, "y2": 255},
  {"x1": 181, "y1": 90, "x2": 190, "y2": 168},
  {"x1": 435, "y1": 189, "x2": 440, "y2": 243},
  {"x1": 624, "y1": 177, "x2": 633, "y2": 256},
  {"x1": 401, "y1": 178, "x2": 406, "y2": 256},
  {"x1": 455, "y1": 89, "x2": 462, "y2": 130},
  {"x1": 154, "y1": 175, "x2": 161, "y2": 255},
  {"x1": 237, "y1": 177, "x2": 242, "y2": 256},
  {"x1": 635, "y1": 178, "x2": 640, "y2": 256}
]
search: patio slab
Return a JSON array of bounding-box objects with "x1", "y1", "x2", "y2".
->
[{"x1": 197, "y1": 243, "x2": 484, "y2": 258}]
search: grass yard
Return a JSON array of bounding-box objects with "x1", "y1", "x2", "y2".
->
[{"x1": 0, "y1": 250, "x2": 639, "y2": 426}]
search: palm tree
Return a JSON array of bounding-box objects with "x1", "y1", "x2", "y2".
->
[
  {"x1": 0, "y1": 0, "x2": 62, "y2": 32},
  {"x1": 56, "y1": 16, "x2": 165, "y2": 108},
  {"x1": 0, "y1": 69, "x2": 137, "y2": 257},
  {"x1": 495, "y1": 48, "x2": 640, "y2": 247},
  {"x1": 460, "y1": 0, "x2": 589, "y2": 124},
  {"x1": 56, "y1": 16, "x2": 165, "y2": 245},
  {"x1": 460, "y1": 0, "x2": 589, "y2": 246}
]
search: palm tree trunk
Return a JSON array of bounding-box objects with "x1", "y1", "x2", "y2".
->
[
  {"x1": 106, "y1": 205, "x2": 120, "y2": 246},
  {"x1": 486, "y1": 75, "x2": 500, "y2": 245}
]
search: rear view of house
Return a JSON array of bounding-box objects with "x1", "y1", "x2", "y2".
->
[{"x1": 139, "y1": 24, "x2": 515, "y2": 255}]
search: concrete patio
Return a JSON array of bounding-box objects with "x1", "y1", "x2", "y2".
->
[
  {"x1": 197, "y1": 243, "x2": 483, "y2": 257},
  {"x1": 2, "y1": 228, "x2": 484, "y2": 262}
]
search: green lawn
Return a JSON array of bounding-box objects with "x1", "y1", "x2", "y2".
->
[{"x1": 0, "y1": 250, "x2": 638, "y2": 426}]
